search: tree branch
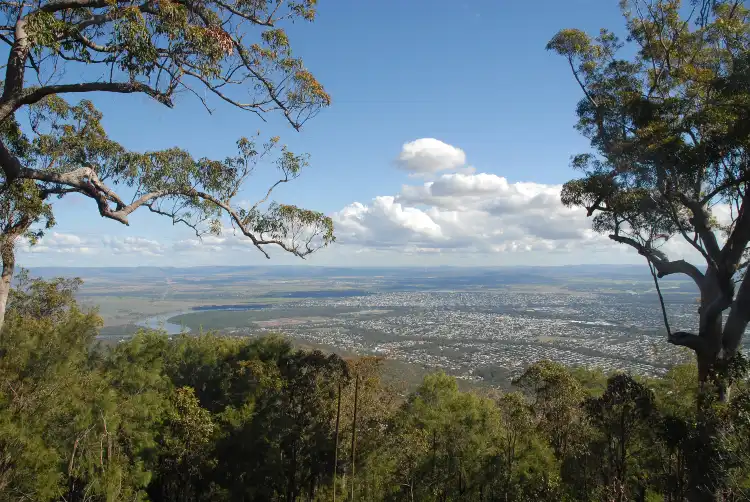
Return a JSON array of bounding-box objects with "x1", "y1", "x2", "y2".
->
[
  {"x1": 678, "y1": 194, "x2": 722, "y2": 266},
  {"x1": 720, "y1": 264, "x2": 750, "y2": 358},
  {"x1": 233, "y1": 42, "x2": 302, "y2": 131},
  {"x1": 646, "y1": 258, "x2": 672, "y2": 337},
  {"x1": 19, "y1": 166, "x2": 129, "y2": 222},
  {"x1": 0, "y1": 137, "x2": 23, "y2": 182},
  {"x1": 18, "y1": 81, "x2": 175, "y2": 109},
  {"x1": 145, "y1": 203, "x2": 204, "y2": 239},
  {"x1": 209, "y1": 0, "x2": 275, "y2": 26},
  {"x1": 660, "y1": 188, "x2": 714, "y2": 265},
  {"x1": 181, "y1": 188, "x2": 309, "y2": 258},
  {"x1": 177, "y1": 65, "x2": 266, "y2": 121},
  {"x1": 39, "y1": 0, "x2": 109, "y2": 12},
  {"x1": 17, "y1": 165, "x2": 324, "y2": 258},
  {"x1": 718, "y1": 190, "x2": 750, "y2": 275},
  {"x1": 700, "y1": 175, "x2": 750, "y2": 205},
  {"x1": 667, "y1": 331, "x2": 706, "y2": 353},
  {"x1": 608, "y1": 234, "x2": 706, "y2": 289}
]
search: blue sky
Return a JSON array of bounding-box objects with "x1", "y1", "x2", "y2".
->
[{"x1": 19, "y1": 0, "x2": 683, "y2": 268}]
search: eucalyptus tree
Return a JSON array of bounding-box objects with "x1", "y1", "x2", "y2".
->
[
  {"x1": 0, "y1": 0, "x2": 335, "y2": 331},
  {"x1": 549, "y1": 0, "x2": 750, "y2": 389}
]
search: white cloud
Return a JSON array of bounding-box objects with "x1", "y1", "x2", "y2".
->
[
  {"x1": 49, "y1": 233, "x2": 84, "y2": 246},
  {"x1": 19, "y1": 233, "x2": 165, "y2": 257},
  {"x1": 395, "y1": 138, "x2": 467, "y2": 175},
  {"x1": 172, "y1": 233, "x2": 242, "y2": 254},
  {"x1": 331, "y1": 140, "x2": 735, "y2": 266},
  {"x1": 21, "y1": 232, "x2": 93, "y2": 255},
  {"x1": 15, "y1": 139, "x2": 737, "y2": 269},
  {"x1": 333, "y1": 196, "x2": 447, "y2": 249},
  {"x1": 334, "y1": 170, "x2": 607, "y2": 256},
  {"x1": 101, "y1": 236, "x2": 165, "y2": 256}
]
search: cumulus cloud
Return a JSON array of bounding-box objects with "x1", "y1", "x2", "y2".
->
[
  {"x1": 16, "y1": 139, "x2": 734, "y2": 268},
  {"x1": 395, "y1": 138, "x2": 467, "y2": 175},
  {"x1": 22, "y1": 232, "x2": 95, "y2": 255},
  {"x1": 333, "y1": 170, "x2": 607, "y2": 256},
  {"x1": 331, "y1": 139, "x2": 734, "y2": 264}
]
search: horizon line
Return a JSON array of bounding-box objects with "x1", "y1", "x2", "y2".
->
[{"x1": 25, "y1": 263, "x2": 649, "y2": 270}]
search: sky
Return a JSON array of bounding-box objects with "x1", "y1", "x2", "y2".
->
[{"x1": 15, "y1": 0, "x2": 714, "y2": 268}]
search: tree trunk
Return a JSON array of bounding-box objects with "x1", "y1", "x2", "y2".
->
[
  {"x1": 287, "y1": 440, "x2": 298, "y2": 502},
  {"x1": 0, "y1": 240, "x2": 15, "y2": 336},
  {"x1": 350, "y1": 373, "x2": 359, "y2": 502},
  {"x1": 695, "y1": 316, "x2": 723, "y2": 386},
  {"x1": 333, "y1": 380, "x2": 341, "y2": 502},
  {"x1": 694, "y1": 268, "x2": 728, "y2": 399}
]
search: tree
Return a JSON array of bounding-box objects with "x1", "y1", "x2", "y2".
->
[
  {"x1": 493, "y1": 391, "x2": 559, "y2": 502},
  {"x1": 0, "y1": 274, "x2": 175, "y2": 501},
  {"x1": 334, "y1": 357, "x2": 395, "y2": 501},
  {"x1": 149, "y1": 386, "x2": 217, "y2": 502},
  {"x1": 549, "y1": 0, "x2": 750, "y2": 390},
  {"x1": 583, "y1": 373, "x2": 656, "y2": 502},
  {"x1": 0, "y1": 0, "x2": 335, "y2": 331},
  {"x1": 0, "y1": 273, "x2": 100, "y2": 499},
  {"x1": 0, "y1": 180, "x2": 53, "y2": 333},
  {"x1": 209, "y1": 348, "x2": 345, "y2": 501},
  {"x1": 514, "y1": 360, "x2": 587, "y2": 460}
]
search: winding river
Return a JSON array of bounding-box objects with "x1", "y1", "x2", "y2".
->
[
  {"x1": 135, "y1": 311, "x2": 191, "y2": 335},
  {"x1": 134, "y1": 304, "x2": 276, "y2": 335}
]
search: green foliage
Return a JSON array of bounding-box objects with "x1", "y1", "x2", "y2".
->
[
  {"x1": 0, "y1": 273, "x2": 166, "y2": 501},
  {"x1": 3, "y1": 277, "x2": 750, "y2": 501},
  {"x1": 551, "y1": 0, "x2": 750, "y2": 247},
  {"x1": 550, "y1": 0, "x2": 750, "y2": 383},
  {"x1": 0, "y1": 0, "x2": 335, "y2": 321},
  {"x1": 1, "y1": 94, "x2": 334, "y2": 257}
]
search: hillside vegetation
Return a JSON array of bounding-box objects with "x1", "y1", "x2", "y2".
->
[{"x1": 1, "y1": 275, "x2": 749, "y2": 501}]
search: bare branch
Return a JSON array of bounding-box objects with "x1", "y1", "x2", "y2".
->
[
  {"x1": 18, "y1": 81, "x2": 175, "y2": 109},
  {"x1": 0, "y1": 138, "x2": 23, "y2": 182},
  {"x1": 210, "y1": 0, "x2": 275, "y2": 26},
  {"x1": 646, "y1": 258, "x2": 672, "y2": 337},
  {"x1": 39, "y1": 0, "x2": 109, "y2": 12},
  {"x1": 233, "y1": 41, "x2": 303, "y2": 131},
  {"x1": 178, "y1": 65, "x2": 266, "y2": 121},
  {"x1": 609, "y1": 233, "x2": 706, "y2": 289},
  {"x1": 659, "y1": 189, "x2": 714, "y2": 264},
  {"x1": 718, "y1": 190, "x2": 750, "y2": 274},
  {"x1": 145, "y1": 203, "x2": 204, "y2": 239},
  {"x1": 678, "y1": 194, "x2": 723, "y2": 265},
  {"x1": 721, "y1": 267, "x2": 750, "y2": 358},
  {"x1": 251, "y1": 176, "x2": 289, "y2": 212},
  {"x1": 667, "y1": 331, "x2": 706, "y2": 352},
  {"x1": 700, "y1": 175, "x2": 750, "y2": 205}
]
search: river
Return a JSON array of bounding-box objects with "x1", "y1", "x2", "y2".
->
[
  {"x1": 135, "y1": 311, "x2": 191, "y2": 335},
  {"x1": 134, "y1": 304, "x2": 275, "y2": 335}
]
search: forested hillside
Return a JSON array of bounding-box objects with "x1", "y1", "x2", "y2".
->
[{"x1": 1, "y1": 275, "x2": 749, "y2": 501}]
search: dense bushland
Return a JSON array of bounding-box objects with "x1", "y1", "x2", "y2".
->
[{"x1": 1, "y1": 276, "x2": 749, "y2": 502}]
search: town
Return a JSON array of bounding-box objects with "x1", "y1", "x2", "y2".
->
[{"x1": 180, "y1": 288, "x2": 702, "y2": 382}]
